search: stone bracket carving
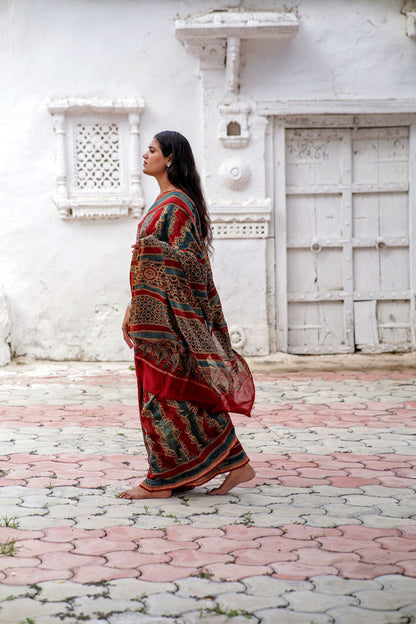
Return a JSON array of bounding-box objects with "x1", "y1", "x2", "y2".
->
[
  {"x1": 176, "y1": 12, "x2": 298, "y2": 149},
  {"x1": 47, "y1": 98, "x2": 145, "y2": 220},
  {"x1": 209, "y1": 198, "x2": 272, "y2": 239},
  {"x1": 176, "y1": 11, "x2": 299, "y2": 94}
]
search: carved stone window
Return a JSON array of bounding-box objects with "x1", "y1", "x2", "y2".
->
[
  {"x1": 47, "y1": 98, "x2": 145, "y2": 219},
  {"x1": 73, "y1": 120, "x2": 122, "y2": 191}
]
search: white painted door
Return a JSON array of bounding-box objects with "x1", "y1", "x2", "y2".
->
[
  {"x1": 277, "y1": 123, "x2": 413, "y2": 354},
  {"x1": 352, "y1": 127, "x2": 411, "y2": 352}
]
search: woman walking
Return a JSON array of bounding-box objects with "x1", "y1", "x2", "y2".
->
[{"x1": 120, "y1": 130, "x2": 255, "y2": 499}]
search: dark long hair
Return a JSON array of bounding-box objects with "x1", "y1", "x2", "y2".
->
[{"x1": 154, "y1": 130, "x2": 212, "y2": 250}]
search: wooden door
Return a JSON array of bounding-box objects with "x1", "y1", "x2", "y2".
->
[
  {"x1": 352, "y1": 127, "x2": 411, "y2": 352},
  {"x1": 278, "y1": 123, "x2": 412, "y2": 354}
]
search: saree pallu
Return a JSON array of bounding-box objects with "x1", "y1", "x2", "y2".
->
[
  {"x1": 128, "y1": 190, "x2": 255, "y2": 417},
  {"x1": 136, "y1": 359, "x2": 249, "y2": 491},
  {"x1": 128, "y1": 190, "x2": 255, "y2": 490}
]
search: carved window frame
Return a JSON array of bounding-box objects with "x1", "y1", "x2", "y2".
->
[{"x1": 47, "y1": 98, "x2": 145, "y2": 219}]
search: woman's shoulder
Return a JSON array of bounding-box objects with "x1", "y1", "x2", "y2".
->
[
  {"x1": 160, "y1": 189, "x2": 193, "y2": 207},
  {"x1": 157, "y1": 189, "x2": 197, "y2": 221}
]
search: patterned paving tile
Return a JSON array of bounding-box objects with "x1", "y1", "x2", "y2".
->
[{"x1": 0, "y1": 362, "x2": 415, "y2": 623}]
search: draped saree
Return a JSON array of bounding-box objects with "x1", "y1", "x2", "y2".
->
[{"x1": 128, "y1": 189, "x2": 255, "y2": 491}]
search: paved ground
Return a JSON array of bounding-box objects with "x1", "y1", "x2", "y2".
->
[{"x1": 0, "y1": 357, "x2": 415, "y2": 624}]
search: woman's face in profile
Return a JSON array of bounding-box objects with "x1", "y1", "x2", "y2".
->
[{"x1": 142, "y1": 139, "x2": 170, "y2": 177}]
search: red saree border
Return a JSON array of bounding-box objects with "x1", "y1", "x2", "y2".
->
[{"x1": 134, "y1": 354, "x2": 254, "y2": 417}]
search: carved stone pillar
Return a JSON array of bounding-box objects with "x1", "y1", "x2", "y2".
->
[
  {"x1": 52, "y1": 113, "x2": 69, "y2": 218},
  {"x1": 128, "y1": 112, "x2": 144, "y2": 218}
]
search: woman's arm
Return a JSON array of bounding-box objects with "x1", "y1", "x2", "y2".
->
[{"x1": 122, "y1": 304, "x2": 133, "y2": 349}]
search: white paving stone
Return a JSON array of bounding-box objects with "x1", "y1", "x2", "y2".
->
[
  {"x1": 378, "y1": 575, "x2": 416, "y2": 593},
  {"x1": 325, "y1": 606, "x2": 411, "y2": 624},
  {"x1": 322, "y1": 504, "x2": 381, "y2": 518},
  {"x1": 303, "y1": 515, "x2": 362, "y2": 527},
  {"x1": 258, "y1": 609, "x2": 332, "y2": 624},
  {"x1": 343, "y1": 495, "x2": 401, "y2": 507},
  {"x1": 36, "y1": 579, "x2": 108, "y2": 601},
  {"x1": 217, "y1": 591, "x2": 288, "y2": 611},
  {"x1": 109, "y1": 615, "x2": 178, "y2": 624},
  {"x1": 70, "y1": 595, "x2": 146, "y2": 616},
  {"x1": 19, "y1": 494, "x2": 54, "y2": 508},
  {"x1": 183, "y1": 614, "x2": 257, "y2": 624},
  {"x1": 0, "y1": 598, "x2": 69, "y2": 623},
  {"x1": 358, "y1": 515, "x2": 416, "y2": 527},
  {"x1": 243, "y1": 576, "x2": 314, "y2": 595},
  {"x1": 352, "y1": 589, "x2": 416, "y2": 610},
  {"x1": 17, "y1": 515, "x2": 76, "y2": 529},
  {"x1": 310, "y1": 575, "x2": 383, "y2": 594},
  {"x1": 175, "y1": 578, "x2": 244, "y2": 598},
  {"x1": 36, "y1": 618, "x2": 100, "y2": 624},
  {"x1": 0, "y1": 585, "x2": 38, "y2": 601},
  {"x1": 74, "y1": 515, "x2": 133, "y2": 529},
  {"x1": 310, "y1": 486, "x2": 361, "y2": 497},
  {"x1": 145, "y1": 593, "x2": 208, "y2": 617},
  {"x1": 284, "y1": 589, "x2": 358, "y2": 612},
  {"x1": 108, "y1": 578, "x2": 177, "y2": 600}
]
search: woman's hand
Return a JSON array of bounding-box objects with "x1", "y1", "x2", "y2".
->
[{"x1": 122, "y1": 305, "x2": 133, "y2": 349}]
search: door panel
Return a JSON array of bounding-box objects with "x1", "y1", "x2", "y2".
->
[
  {"x1": 353, "y1": 193, "x2": 408, "y2": 238},
  {"x1": 352, "y1": 127, "x2": 409, "y2": 186},
  {"x1": 288, "y1": 301, "x2": 347, "y2": 352},
  {"x1": 354, "y1": 301, "x2": 378, "y2": 346},
  {"x1": 353, "y1": 248, "x2": 409, "y2": 294},
  {"x1": 351, "y1": 127, "x2": 410, "y2": 351},
  {"x1": 377, "y1": 300, "x2": 411, "y2": 348},
  {"x1": 287, "y1": 194, "x2": 344, "y2": 240},
  {"x1": 380, "y1": 249, "x2": 409, "y2": 292},
  {"x1": 285, "y1": 128, "x2": 353, "y2": 354},
  {"x1": 379, "y1": 193, "x2": 408, "y2": 237},
  {"x1": 286, "y1": 130, "x2": 344, "y2": 187},
  {"x1": 288, "y1": 248, "x2": 344, "y2": 294}
]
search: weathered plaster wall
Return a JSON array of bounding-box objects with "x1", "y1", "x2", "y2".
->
[
  {"x1": 0, "y1": 0, "x2": 415, "y2": 361},
  {"x1": 242, "y1": 1, "x2": 416, "y2": 100},
  {"x1": 0, "y1": 0, "x2": 204, "y2": 361}
]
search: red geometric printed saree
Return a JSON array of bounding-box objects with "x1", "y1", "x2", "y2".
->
[{"x1": 128, "y1": 190, "x2": 255, "y2": 491}]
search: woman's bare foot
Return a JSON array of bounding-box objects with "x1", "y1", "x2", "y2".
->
[
  {"x1": 207, "y1": 463, "x2": 256, "y2": 495},
  {"x1": 118, "y1": 484, "x2": 172, "y2": 500}
]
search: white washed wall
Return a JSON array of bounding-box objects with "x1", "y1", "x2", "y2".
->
[{"x1": 0, "y1": 0, "x2": 415, "y2": 361}]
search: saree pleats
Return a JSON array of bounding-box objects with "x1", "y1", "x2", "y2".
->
[{"x1": 136, "y1": 360, "x2": 249, "y2": 491}]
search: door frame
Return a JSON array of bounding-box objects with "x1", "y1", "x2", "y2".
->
[{"x1": 261, "y1": 100, "x2": 416, "y2": 353}]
